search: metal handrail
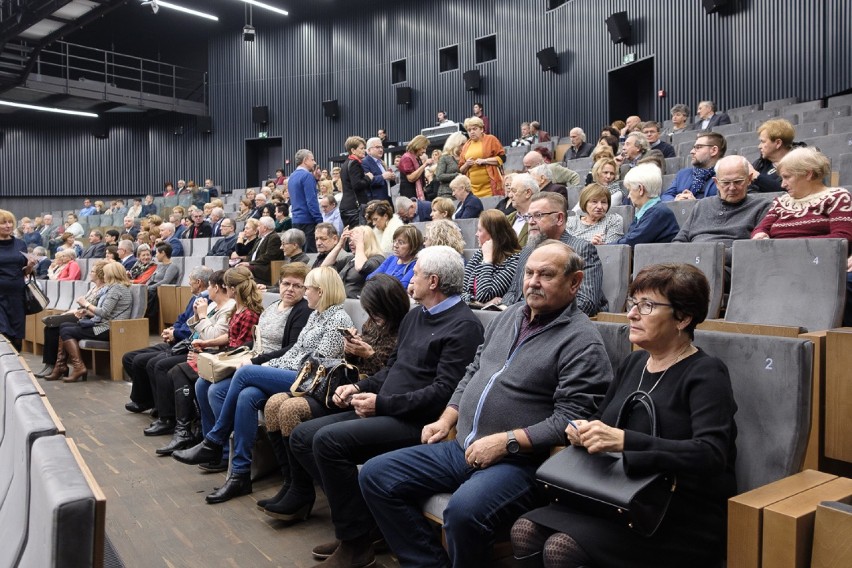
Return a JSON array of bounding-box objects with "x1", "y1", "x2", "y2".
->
[{"x1": 32, "y1": 40, "x2": 207, "y2": 103}]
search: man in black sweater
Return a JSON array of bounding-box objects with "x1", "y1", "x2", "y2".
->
[{"x1": 288, "y1": 245, "x2": 485, "y2": 568}]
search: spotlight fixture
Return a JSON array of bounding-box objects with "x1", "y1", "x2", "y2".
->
[
  {"x1": 243, "y1": 25, "x2": 256, "y2": 41},
  {"x1": 141, "y1": 0, "x2": 219, "y2": 21},
  {"x1": 239, "y1": 0, "x2": 288, "y2": 17},
  {"x1": 0, "y1": 100, "x2": 98, "y2": 117}
]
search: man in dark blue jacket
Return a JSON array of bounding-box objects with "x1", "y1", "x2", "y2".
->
[
  {"x1": 363, "y1": 137, "x2": 396, "y2": 205},
  {"x1": 121, "y1": 266, "x2": 213, "y2": 414}
]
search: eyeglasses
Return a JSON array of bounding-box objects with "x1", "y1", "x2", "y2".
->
[
  {"x1": 393, "y1": 239, "x2": 409, "y2": 246},
  {"x1": 626, "y1": 297, "x2": 673, "y2": 315},
  {"x1": 716, "y1": 178, "x2": 748, "y2": 188},
  {"x1": 518, "y1": 211, "x2": 559, "y2": 222},
  {"x1": 280, "y1": 282, "x2": 305, "y2": 290},
  {"x1": 692, "y1": 144, "x2": 716, "y2": 150}
]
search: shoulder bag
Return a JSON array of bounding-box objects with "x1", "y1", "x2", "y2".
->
[
  {"x1": 25, "y1": 277, "x2": 49, "y2": 315},
  {"x1": 197, "y1": 327, "x2": 262, "y2": 382},
  {"x1": 535, "y1": 391, "x2": 677, "y2": 537},
  {"x1": 289, "y1": 353, "x2": 360, "y2": 409}
]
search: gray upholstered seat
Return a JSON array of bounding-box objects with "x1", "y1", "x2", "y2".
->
[
  {"x1": 180, "y1": 257, "x2": 201, "y2": 285},
  {"x1": 53, "y1": 281, "x2": 76, "y2": 311},
  {"x1": 592, "y1": 321, "x2": 631, "y2": 374},
  {"x1": 343, "y1": 298, "x2": 370, "y2": 332},
  {"x1": 455, "y1": 218, "x2": 479, "y2": 249},
  {"x1": 608, "y1": 205, "x2": 634, "y2": 235},
  {"x1": 262, "y1": 292, "x2": 279, "y2": 308},
  {"x1": 694, "y1": 331, "x2": 813, "y2": 492},
  {"x1": 594, "y1": 244, "x2": 632, "y2": 312},
  {"x1": 0, "y1": 395, "x2": 58, "y2": 567},
  {"x1": 1, "y1": 368, "x2": 38, "y2": 445},
  {"x1": 726, "y1": 239, "x2": 847, "y2": 331},
  {"x1": 203, "y1": 256, "x2": 229, "y2": 271},
  {"x1": 633, "y1": 242, "x2": 727, "y2": 318},
  {"x1": 662, "y1": 200, "x2": 698, "y2": 229},
  {"x1": 43, "y1": 280, "x2": 60, "y2": 309},
  {"x1": 191, "y1": 238, "x2": 211, "y2": 256},
  {"x1": 19, "y1": 436, "x2": 99, "y2": 568}
]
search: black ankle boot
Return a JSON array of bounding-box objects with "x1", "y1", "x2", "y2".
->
[
  {"x1": 155, "y1": 420, "x2": 198, "y2": 455},
  {"x1": 206, "y1": 472, "x2": 252, "y2": 504},
  {"x1": 256, "y1": 431, "x2": 291, "y2": 510},
  {"x1": 143, "y1": 418, "x2": 176, "y2": 436},
  {"x1": 263, "y1": 444, "x2": 314, "y2": 521},
  {"x1": 172, "y1": 438, "x2": 223, "y2": 465}
]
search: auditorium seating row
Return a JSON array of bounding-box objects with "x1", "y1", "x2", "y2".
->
[{"x1": 0, "y1": 339, "x2": 106, "y2": 568}]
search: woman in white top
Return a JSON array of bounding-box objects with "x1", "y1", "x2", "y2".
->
[{"x1": 366, "y1": 199, "x2": 404, "y2": 254}]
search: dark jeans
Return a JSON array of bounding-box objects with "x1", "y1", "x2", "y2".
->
[
  {"x1": 294, "y1": 223, "x2": 318, "y2": 253},
  {"x1": 289, "y1": 411, "x2": 423, "y2": 541},
  {"x1": 359, "y1": 440, "x2": 541, "y2": 568}
]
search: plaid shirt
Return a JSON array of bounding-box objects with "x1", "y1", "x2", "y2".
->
[{"x1": 228, "y1": 308, "x2": 261, "y2": 348}]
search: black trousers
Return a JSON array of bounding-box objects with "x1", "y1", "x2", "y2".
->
[
  {"x1": 289, "y1": 411, "x2": 423, "y2": 541},
  {"x1": 294, "y1": 223, "x2": 317, "y2": 253},
  {"x1": 155, "y1": 362, "x2": 198, "y2": 420},
  {"x1": 43, "y1": 326, "x2": 60, "y2": 364},
  {"x1": 58, "y1": 322, "x2": 109, "y2": 341},
  {"x1": 122, "y1": 343, "x2": 180, "y2": 406}
]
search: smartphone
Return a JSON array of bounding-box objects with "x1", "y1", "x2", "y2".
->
[{"x1": 337, "y1": 327, "x2": 355, "y2": 339}]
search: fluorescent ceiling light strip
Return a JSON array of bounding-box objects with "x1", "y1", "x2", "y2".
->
[
  {"x1": 0, "y1": 100, "x2": 99, "y2": 117},
  {"x1": 240, "y1": 0, "x2": 288, "y2": 16},
  {"x1": 159, "y1": 1, "x2": 219, "y2": 21}
]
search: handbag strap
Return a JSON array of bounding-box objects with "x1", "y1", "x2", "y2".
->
[{"x1": 615, "y1": 390, "x2": 659, "y2": 437}]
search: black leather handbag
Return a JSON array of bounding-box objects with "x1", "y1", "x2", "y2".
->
[
  {"x1": 535, "y1": 391, "x2": 677, "y2": 537},
  {"x1": 289, "y1": 354, "x2": 360, "y2": 409}
]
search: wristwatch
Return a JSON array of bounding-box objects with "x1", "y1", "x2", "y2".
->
[{"x1": 506, "y1": 430, "x2": 520, "y2": 454}]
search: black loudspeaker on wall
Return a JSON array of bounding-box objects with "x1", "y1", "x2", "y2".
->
[
  {"x1": 605, "y1": 12, "x2": 631, "y2": 44},
  {"x1": 91, "y1": 120, "x2": 109, "y2": 139},
  {"x1": 703, "y1": 0, "x2": 728, "y2": 13},
  {"x1": 197, "y1": 115, "x2": 213, "y2": 134},
  {"x1": 396, "y1": 86, "x2": 412, "y2": 105},
  {"x1": 322, "y1": 99, "x2": 339, "y2": 118},
  {"x1": 252, "y1": 105, "x2": 269, "y2": 124},
  {"x1": 463, "y1": 70, "x2": 481, "y2": 92},
  {"x1": 536, "y1": 47, "x2": 559, "y2": 72}
]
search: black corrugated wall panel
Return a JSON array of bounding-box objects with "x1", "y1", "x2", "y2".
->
[{"x1": 1, "y1": 0, "x2": 849, "y2": 199}]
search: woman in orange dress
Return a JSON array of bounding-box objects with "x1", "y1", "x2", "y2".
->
[{"x1": 458, "y1": 116, "x2": 505, "y2": 198}]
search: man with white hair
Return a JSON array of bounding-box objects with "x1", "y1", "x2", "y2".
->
[
  {"x1": 617, "y1": 163, "x2": 680, "y2": 245},
  {"x1": 187, "y1": 209, "x2": 212, "y2": 239},
  {"x1": 320, "y1": 194, "x2": 344, "y2": 235},
  {"x1": 522, "y1": 150, "x2": 580, "y2": 187},
  {"x1": 250, "y1": 192, "x2": 272, "y2": 219},
  {"x1": 567, "y1": 127, "x2": 594, "y2": 160},
  {"x1": 288, "y1": 245, "x2": 484, "y2": 567},
  {"x1": 505, "y1": 173, "x2": 540, "y2": 246},
  {"x1": 530, "y1": 164, "x2": 568, "y2": 201},
  {"x1": 362, "y1": 136, "x2": 396, "y2": 205},
  {"x1": 159, "y1": 222, "x2": 184, "y2": 256},
  {"x1": 690, "y1": 100, "x2": 732, "y2": 131},
  {"x1": 510, "y1": 122, "x2": 532, "y2": 147},
  {"x1": 123, "y1": 216, "x2": 140, "y2": 239},
  {"x1": 395, "y1": 196, "x2": 431, "y2": 224},
  {"x1": 242, "y1": 216, "x2": 284, "y2": 284},
  {"x1": 117, "y1": 239, "x2": 137, "y2": 270},
  {"x1": 209, "y1": 207, "x2": 225, "y2": 236}
]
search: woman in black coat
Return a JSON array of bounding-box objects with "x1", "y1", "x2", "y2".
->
[{"x1": 339, "y1": 136, "x2": 372, "y2": 229}]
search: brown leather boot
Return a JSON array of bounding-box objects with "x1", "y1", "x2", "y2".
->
[
  {"x1": 62, "y1": 339, "x2": 88, "y2": 383},
  {"x1": 44, "y1": 340, "x2": 68, "y2": 381}
]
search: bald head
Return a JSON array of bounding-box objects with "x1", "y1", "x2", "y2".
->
[{"x1": 523, "y1": 151, "x2": 545, "y2": 171}]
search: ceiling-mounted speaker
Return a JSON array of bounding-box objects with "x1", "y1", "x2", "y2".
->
[
  {"x1": 703, "y1": 0, "x2": 728, "y2": 13},
  {"x1": 605, "y1": 11, "x2": 631, "y2": 44},
  {"x1": 322, "y1": 99, "x2": 339, "y2": 119},
  {"x1": 536, "y1": 47, "x2": 559, "y2": 72},
  {"x1": 396, "y1": 86, "x2": 412, "y2": 105},
  {"x1": 463, "y1": 70, "x2": 481, "y2": 92},
  {"x1": 252, "y1": 105, "x2": 269, "y2": 125},
  {"x1": 197, "y1": 115, "x2": 212, "y2": 134},
  {"x1": 92, "y1": 120, "x2": 109, "y2": 139}
]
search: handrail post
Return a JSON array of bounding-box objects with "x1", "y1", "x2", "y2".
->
[
  {"x1": 103, "y1": 48, "x2": 108, "y2": 98},
  {"x1": 173, "y1": 65, "x2": 177, "y2": 102}
]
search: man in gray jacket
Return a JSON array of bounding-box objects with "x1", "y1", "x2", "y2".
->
[{"x1": 360, "y1": 240, "x2": 613, "y2": 568}]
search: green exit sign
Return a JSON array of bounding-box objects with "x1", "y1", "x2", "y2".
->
[
  {"x1": 258, "y1": 131, "x2": 268, "y2": 138},
  {"x1": 622, "y1": 53, "x2": 636, "y2": 65}
]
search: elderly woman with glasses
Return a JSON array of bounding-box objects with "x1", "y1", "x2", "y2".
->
[
  {"x1": 513, "y1": 263, "x2": 737, "y2": 568},
  {"x1": 172, "y1": 267, "x2": 353, "y2": 505},
  {"x1": 615, "y1": 163, "x2": 679, "y2": 246},
  {"x1": 368, "y1": 225, "x2": 423, "y2": 288},
  {"x1": 566, "y1": 183, "x2": 625, "y2": 245}
]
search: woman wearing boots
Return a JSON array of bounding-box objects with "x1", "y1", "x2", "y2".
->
[
  {"x1": 172, "y1": 267, "x2": 353, "y2": 504},
  {"x1": 36, "y1": 260, "x2": 108, "y2": 379},
  {"x1": 144, "y1": 269, "x2": 236, "y2": 440},
  {"x1": 259, "y1": 274, "x2": 409, "y2": 529},
  {"x1": 191, "y1": 262, "x2": 313, "y2": 462},
  {"x1": 48, "y1": 262, "x2": 133, "y2": 383}
]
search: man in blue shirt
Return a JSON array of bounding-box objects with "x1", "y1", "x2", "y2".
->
[
  {"x1": 78, "y1": 199, "x2": 97, "y2": 217},
  {"x1": 289, "y1": 149, "x2": 324, "y2": 253}
]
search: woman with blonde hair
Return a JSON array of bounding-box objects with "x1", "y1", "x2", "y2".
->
[
  {"x1": 398, "y1": 134, "x2": 434, "y2": 199},
  {"x1": 173, "y1": 267, "x2": 354, "y2": 503},
  {"x1": 459, "y1": 116, "x2": 506, "y2": 197},
  {"x1": 424, "y1": 219, "x2": 465, "y2": 254},
  {"x1": 430, "y1": 197, "x2": 456, "y2": 220},
  {"x1": 51, "y1": 261, "x2": 132, "y2": 382},
  {"x1": 47, "y1": 249, "x2": 82, "y2": 281},
  {"x1": 322, "y1": 225, "x2": 385, "y2": 298},
  {"x1": 435, "y1": 131, "x2": 467, "y2": 198},
  {"x1": 0, "y1": 208, "x2": 34, "y2": 350}
]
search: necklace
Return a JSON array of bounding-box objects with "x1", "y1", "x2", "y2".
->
[{"x1": 637, "y1": 342, "x2": 693, "y2": 396}]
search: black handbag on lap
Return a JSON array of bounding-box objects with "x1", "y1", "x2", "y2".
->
[
  {"x1": 290, "y1": 354, "x2": 360, "y2": 409},
  {"x1": 536, "y1": 391, "x2": 677, "y2": 537}
]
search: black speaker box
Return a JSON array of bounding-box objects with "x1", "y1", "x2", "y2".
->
[
  {"x1": 703, "y1": 0, "x2": 728, "y2": 13},
  {"x1": 197, "y1": 115, "x2": 213, "y2": 134},
  {"x1": 252, "y1": 105, "x2": 269, "y2": 124},
  {"x1": 92, "y1": 120, "x2": 109, "y2": 139},
  {"x1": 463, "y1": 70, "x2": 481, "y2": 92},
  {"x1": 605, "y1": 12, "x2": 631, "y2": 44},
  {"x1": 396, "y1": 87, "x2": 412, "y2": 105},
  {"x1": 536, "y1": 47, "x2": 559, "y2": 72},
  {"x1": 322, "y1": 99, "x2": 339, "y2": 118}
]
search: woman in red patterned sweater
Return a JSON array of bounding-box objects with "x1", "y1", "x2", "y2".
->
[{"x1": 752, "y1": 147, "x2": 852, "y2": 243}]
